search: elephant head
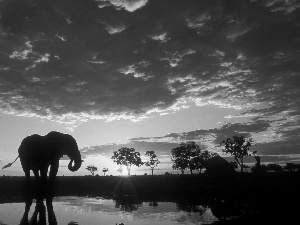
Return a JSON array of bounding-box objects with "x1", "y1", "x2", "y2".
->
[{"x1": 46, "y1": 131, "x2": 82, "y2": 172}]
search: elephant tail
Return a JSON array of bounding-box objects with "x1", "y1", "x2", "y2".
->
[{"x1": 2, "y1": 156, "x2": 19, "y2": 169}]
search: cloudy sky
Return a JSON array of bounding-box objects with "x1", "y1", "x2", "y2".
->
[{"x1": 0, "y1": 0, "x2": 299, "y2": 176}]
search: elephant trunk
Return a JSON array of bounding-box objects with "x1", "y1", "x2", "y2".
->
[{"x1": 68, "y1": 151, "x2": 82, "y2": 172}]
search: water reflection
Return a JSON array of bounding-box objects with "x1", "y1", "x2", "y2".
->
[
  {"x1": 19, "y1": 196, "x2": 80, "y2": 225},
  {"x1": 208, "y1": 198, "x2": 254, "y2": 221},
  {"x1": 9, "y1": 196, "x2": 218, "y2": 225},
  {"x1": 19, "y1": 197, "x2": 57, "y2": 225},
  {"x1": 114, "y1": 196, "x2": 143, "y2": 212},
  {"x1": 176, "y1": 199, "x2": 207, "y2": 215},
  {"x1": 13, "y1": 195, "x2": 258, "y2": 224},
  {"x1": 15, "y1": 180, "x2": 80, "y2": 225},
  {"x1": 148, "y1": 201, "x2": 158, "y2": 208},
  {"x1": 0, "y1": 194, "x2": 263, "y2": 225},
  {"x1": 1, "y1": 194, "x2": 260, "y2": 225}
]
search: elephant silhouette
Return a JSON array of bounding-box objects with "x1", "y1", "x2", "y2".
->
[{"x1": 3, "y1": 131, "x2": 82, "y2": 196}]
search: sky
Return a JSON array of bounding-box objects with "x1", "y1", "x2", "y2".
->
[{"x1": 0, "y1": 0, "x2": 299, "y2": 176}]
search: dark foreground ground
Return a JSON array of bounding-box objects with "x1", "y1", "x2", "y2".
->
[{"x1": 1, "y1": 172, "x2": 300, "y2": 224}]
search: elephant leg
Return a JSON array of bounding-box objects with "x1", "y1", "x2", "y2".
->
[
  {"x1": 40, "y1": 167, "x2": 49, "y2": 199},
  {"x1": 46, "y1": 197, "x2": 58, "y2": 225},
  {"x1": 32, "y1": 169, "x2": 42, "y2": 199},
  {"x1": 23, "y1": 169, "x2": 32, "y2": 198},
  {"x1": 29, "y1": 201, "x2": 39, "y2": 225},
  {"x1": 49, "y1": 162, "x2": 59, "y2": 184},
  {"x1": 24, "y1": 169, "x2": 30, "y2": 183},
  {"x1": 19, "y1": 196, "x2": 33, "y2": 225},
  {"x1": 47, "y1": 162, "x2": 58, "y2": 198},
  {"x1": 36, "y1": 199, "x2": 46, "y2": 225},
  {"x1": 32, "y1": 169, "x2": 40, "y2": 181}
]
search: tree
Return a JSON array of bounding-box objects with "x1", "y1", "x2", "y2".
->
[
  {"x1": 171, "y1": 142, "x2": 201, "y2": 175},
  {"x1": 117, "y1": 167, "x2": 123, "y2": 174},
  {"x1": 251, "y1": 164, "x2": 267, "y2": 173},
  {"x1": 111, "y1": 147, "x2": 143, "y2": 176},
  {"x1": 284, "y1": 163, "x2": 300, "y2": 172},
  {"x1": 144, "y1": 151, "x2": 160, "y2": 176},
  {"x1": 192, "y1": 150, "x2": 220, "y2": 173},
  {"x1": 86, "y1": 165, "x2": 98, "y2": 176},
  {"x1": 266, "y1": 164, "x2": 283, "y2": 172},
  {"x1": 102, "y1": 168, "x2": 109, "y2": 176},
  {"x1": 220, "y1": 135, "x2": 254, "y2": 173}
]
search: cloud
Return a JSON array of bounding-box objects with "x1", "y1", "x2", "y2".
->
[
  {"x1": 0, "y1": 0, "x2": 298, "y2": 136},
  {"x1": 149, "y1": 32, "x2": 170, "y2": 42},
  {"x1": 105, "y1": 23, "x2": 127, "y2": 34},
  {"x1": 97, "y1": 0, "x2": 148, "y2": 12},
  {"x1": 262, "y1": 0, "x2": 300, "y2": 14},
  {"x1": 131, "y1": 121, "x2": 271, "y2": 148}
]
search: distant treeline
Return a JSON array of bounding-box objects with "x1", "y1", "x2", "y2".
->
[{"x1": 86, "y1": 135, "x2": 299, "y2": 176}]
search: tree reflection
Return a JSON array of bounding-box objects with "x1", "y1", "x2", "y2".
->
[
  {"x1": 176, "y1": 199, "x2": 207, "y2": 215},
  {"x1": 114, "y1": 196, "x2": 143, "y2": 212},
  {"x1": 208, "y1": 198, "x2": 255, "y2": 222},
  {"x1": 149, "y1": 201, "x2": 158, "y2": 208}
]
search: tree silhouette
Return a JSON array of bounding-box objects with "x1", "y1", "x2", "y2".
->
[
  {"x1": 86, "y1": 165, "x2": 98, "y2": 176},
  {"x1": 111, "y1": 147, "x2": 143, "y2": 175},
  {"x1": 171, "y1": 142, "x2": 201, "y2": 175},
  {"x1": 102, "y1": 168, "x2": 108, "y2": 176},
  {"x1": 266, "y1": 164, "x2": 283, "y2": 172},
  {"x1": 192, "y1": 150, "x2": 220, "y2": 173},
  {"x1": 117, "y1": 166, "x2": 123, "y2": 174},
  {"x1": 145, "y1": 151, "x2": 160, "y2": 176},
  {"x1": 221, "y1": 135, "x2": 254, "y2": 173},
  {"x1": 284, "y1": 163, "x2": 300, "y2": 172}
]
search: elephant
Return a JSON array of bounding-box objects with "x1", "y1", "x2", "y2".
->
[
  {"x1": 204, "y1": 156, "x2": 235, "y2": 177},
  {"x1": 3, "y1": 131, "x2": 82, "y2": 196},
  {"x1": 18, "y1": 131, "x2": 82, "y2": 183}
]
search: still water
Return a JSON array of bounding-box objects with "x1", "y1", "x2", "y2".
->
[{"x1": 0, "y1": 196, "x2": 218, "y2": 225}]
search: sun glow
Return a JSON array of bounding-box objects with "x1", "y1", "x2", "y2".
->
[{"x1": 122, "y1": 168, "x2": 129, "y2": 176}]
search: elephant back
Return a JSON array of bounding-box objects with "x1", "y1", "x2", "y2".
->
[
  {"x1": 18, "y1": 134, "x2": 48, "y2": 168},
  {"x1": 18, "y1": 134, "x2": 44, "y2": 155}
]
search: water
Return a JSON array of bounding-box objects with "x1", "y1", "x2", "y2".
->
[{"x1": 0, "y1": 196, "x2": 218, "y2": 225}]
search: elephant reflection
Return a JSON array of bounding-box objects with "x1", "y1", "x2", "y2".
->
[
  {"x1": 3, "y1": 131, "x2": 82, "y2": 196},
  {"x1": 20, "y1": 196, "x2": 79, "y2": 225},
  {"x1": 20, "y1": 196, "x2": 57, "y2": 225}
]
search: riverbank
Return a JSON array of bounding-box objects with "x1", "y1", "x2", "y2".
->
[{"x1": 1, "y1": 172, "x2": 300, "y2": 199}]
